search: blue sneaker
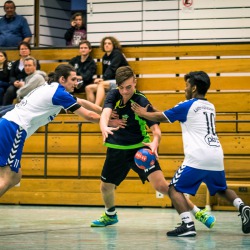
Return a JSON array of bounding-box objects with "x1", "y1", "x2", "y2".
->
[
  {"x1": 91, "y1": 213, "x2": 118, "y2": 227},
  {"x1": 195, "y1": 208, "x2": 216, "y2": 228}
]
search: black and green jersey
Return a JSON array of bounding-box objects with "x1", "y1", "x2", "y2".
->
[{"x1": 103, "y1": 89, "x2": 159, "y2": 149}]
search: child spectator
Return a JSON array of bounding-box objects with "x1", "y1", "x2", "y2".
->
[
  {"x1": 69, "y1": 40, "x2": 96, "y2": 93},
  {"x1": 0, "y1": 1, "x2": 32, "y2": 47},
  {"x1": 64, "y1": 12, "x2": 87, "y2": 47},
  {"x1": 0, "y1": 51, "x2": 12, "y2": 105},
  {"x1": 85, "y1": 36, "x2": 129, "y2": 106}
]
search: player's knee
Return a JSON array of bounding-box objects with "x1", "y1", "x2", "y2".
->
[
  {"x1": 154, "y1": 181, "x2": 169, "y2": 195},
  {"x1": 100, "y1": 182, "x2": 115, "y2": 193}
]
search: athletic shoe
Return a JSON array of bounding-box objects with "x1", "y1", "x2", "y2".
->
[
  {"x1": 195, "y1": 208, "x2": 216, "y2": 228},
  {"x1": 167, "y1": 222, "x2": 196, "y2": 237},
  {"x1": 239, "y1": 205, "x2": 250, "y2": 234},
  {"x1": 91, "y1": 213, "x2": 118, "y2": 227}
]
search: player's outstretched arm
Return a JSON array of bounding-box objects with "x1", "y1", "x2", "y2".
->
[
  {"x1": 74, "y1": 106, "x2": 100, "y2": 123},
  {"x1": 131, "y1": 103, "x2": 167, "y2": 122},
  {"x1": 100, "y1": 108, "x2": 119, "y2": 142},
  {"x1": 77, "y1": 98, "x2": 102, "y2": 114},
  {"x1": 144, "y1": 124, "x2": 161, "y2": 158}
]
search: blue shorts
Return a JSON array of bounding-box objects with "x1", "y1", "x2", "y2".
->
[
  {"x1": 0, "y1": 118, "x2": 27, "y2": 173},
  {"x1": 170, "y1": 165, "x2": 227, "y2": 196}
]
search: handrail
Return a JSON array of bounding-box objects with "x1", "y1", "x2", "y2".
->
[{"x1": 38, "y1": 118, "x2": 250, "y2": 178}]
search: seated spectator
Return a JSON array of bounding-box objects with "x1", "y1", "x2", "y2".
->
[
  {"x1": 85, "y1": 36, "x2": 129, "y2": 106},
  {"x1": 0, "y1": 56, "x2": 46, "y2": 117},
  {"x1": 0, "y1": 51, "x2": 12, "y2": 105},
  {"x1": 69, "y1": 40, "x2": 96, "y2": 93},
  {"x1": 16, "y1": 56, "x2": 46, "y2": 100},
  {"x1": 2, "y1": 41, "x2": 40, "y2": 105},
  {"x1": 0, "y1": 1, "x2": 32, "y2": 47},
  {"x1": 64, "y1": 12, "x2": 87, "y2": 47}
]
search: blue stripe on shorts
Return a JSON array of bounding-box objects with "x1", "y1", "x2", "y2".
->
[{"x1": 0, "y1": 118, "x2": 27, "y2": 173}]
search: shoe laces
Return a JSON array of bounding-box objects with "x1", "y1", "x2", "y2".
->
[
  {"x1": 196, "y1": 209, "x2": 210, "y2": 223},
  {"x1": 172, "y1": 222, "x2": 190, "y2": 234},
  {"x1": 98, "y1": 213, "x2": 110, "y2": 223}
]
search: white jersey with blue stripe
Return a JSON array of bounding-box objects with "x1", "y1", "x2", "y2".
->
[
  {"x1": 3, "y1": 82, "x2": 77, "y2": 138},
  {"x1": 163, "y1": 98, "x2": 224, "y2": 171}
]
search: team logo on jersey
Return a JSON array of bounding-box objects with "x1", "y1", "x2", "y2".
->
[
  {"x1": 204, "y1": 134, "x2": 220, "y2": 147},
  {"x1": 122, "y1": 114, "x2": 129, "y2": 120}
]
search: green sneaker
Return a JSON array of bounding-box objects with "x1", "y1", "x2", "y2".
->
[
  {"x1": 91, "y1": 213, "x2": 118, "y2": 227},
  {"x1": 195, "y1": 208, "x2": 216, "y2": 228}
]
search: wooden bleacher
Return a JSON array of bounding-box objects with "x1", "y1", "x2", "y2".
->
[{"x1": 1, "y1": 43, "x2": 250, "y2": 210}]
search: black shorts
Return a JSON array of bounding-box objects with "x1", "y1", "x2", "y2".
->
[{"x1": 101, "y1": 147, "x2": 162, "y2": 186}]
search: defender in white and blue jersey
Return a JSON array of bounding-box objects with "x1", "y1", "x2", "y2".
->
[
  {"x1": 0, "y1": 64, "x2": 102, "y2": 198},
  {"x1": 131, "y1": 71, "x2": 250, "y2": 237}
]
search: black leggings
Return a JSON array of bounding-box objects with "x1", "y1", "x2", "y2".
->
[{"x1": 2, "y1": 85, "x2": 17, "y2": 105}]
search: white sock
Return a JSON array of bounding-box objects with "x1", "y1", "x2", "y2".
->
[
  {"x1": 233, "y1": 198, "x2": 244, "y2": 211},
  {"x1": 105, "y1": 207, "x2": 116, "y2": 216},
  {"x1": 180, "y1": 212, "x2": 193, "y2": 224},
  {"x1": 191, "y1": 205, "x2": 200, "y2": 215}
]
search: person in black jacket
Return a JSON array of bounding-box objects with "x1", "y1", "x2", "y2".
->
[
  {"x1": 68, "y1": 40, "x2": 96, "y2": 93},
  {"x1": 0, "y1": 51, "x2": 12, "y2": 105},
  {"x1": 64, "y1": 12, "x2": 87, "y2": 47},
  {"x1": 2, "y1": 41, "x2": 40, "y2": 105},
  {"x1": 85, "y1": 36, "x2": 129, "y2": 106}
]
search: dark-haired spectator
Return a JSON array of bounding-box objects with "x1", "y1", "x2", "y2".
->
[
  {"x1": 69, "y1": 40, "x2": 96, "y2": 93},
  {"x1": 2, "y1": 41, "x2": 40, "y2": 105},
  {"x1": 0, "y1": 51, "x2": 12, "y2": 105},
  {"x1": 64, "y1": 12, "x2": 87, "y2": 47},
  {"x1": 0, "y1": 1, "x2": 32, "y2": 47}
]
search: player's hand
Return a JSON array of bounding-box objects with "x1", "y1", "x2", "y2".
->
[
  {"x1": 101, "y1": 126, "x2": 119, "y2": 142},
  {"x1": 108, "y1": 118, "x2": 127, "y2": 128},
  {"x1": 131, "y1": 103, "x2": 149, "y2": 117},
  {"x1": 142, "y1": 142, "x2": 159, "y2": 158},
  {"x1": 111, "y1": 110, "x2": 119, "y2": 119}
]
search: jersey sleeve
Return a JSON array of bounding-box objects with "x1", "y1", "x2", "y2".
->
[
  {"x1": 163, "y1": 99, "x2": 197, "y2": 123},
  {"x1": 52, "y1": 85, "x2": 80, "y2": 111},
  {"x1": 103, "y1": 89, "x2": 119, "y2": 109}
]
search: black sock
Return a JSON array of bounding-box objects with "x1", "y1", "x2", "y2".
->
[{"x1": 106, "y1": 206, "x2": 116, "y2": 217}]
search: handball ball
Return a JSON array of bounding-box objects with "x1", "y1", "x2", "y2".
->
[{"x1": 134, "y1": 148, "x2": 156, "y2": 170}]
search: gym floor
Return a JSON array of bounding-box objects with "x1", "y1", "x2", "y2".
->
[{"x1": 0, "y1": 205, "x2": 249, "y2": 250}]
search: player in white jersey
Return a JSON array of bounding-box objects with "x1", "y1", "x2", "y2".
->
[
  {"x1": 0, "y1": 64, "x2": 106, "y2": 198},
  {"x1": 131, "y1": 71, "x2": 250, "y2": 237}
]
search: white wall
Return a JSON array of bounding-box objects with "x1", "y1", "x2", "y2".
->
[
  {"x1": 87, "y1": 0, "x2": 250, "y2": 45},
  {"x1": 1, "y1": 0, "x2": 249, "y2": 47},
  {"x1": 39, "y1": 0, "x2": 71, "y2": 47}
]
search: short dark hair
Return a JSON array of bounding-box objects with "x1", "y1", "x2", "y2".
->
[
  {"x1": 115, "y1": 66, "x2": 135, "y2": 86},
  {"x1": 184, "y1": 71, "x2": 210, "y2": 95},
  {"x1": 70, "y1": 12, "x2": 83, "y2": 21},
  {"x1": 4, "y1": 1, "x2": 16, "y2": 9},
  {"x1": 18, "y1": 41, "x2": 31, "y2": 51},
  {"x1": 24, "y1": 56, "x2": 37, "y2": 66},
  {"x1": 54, "y1": 64, "x2": 76, "y2": 82},
  {"x1": 79, "y1": 40, "x2": 92, "y2": 49}
]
